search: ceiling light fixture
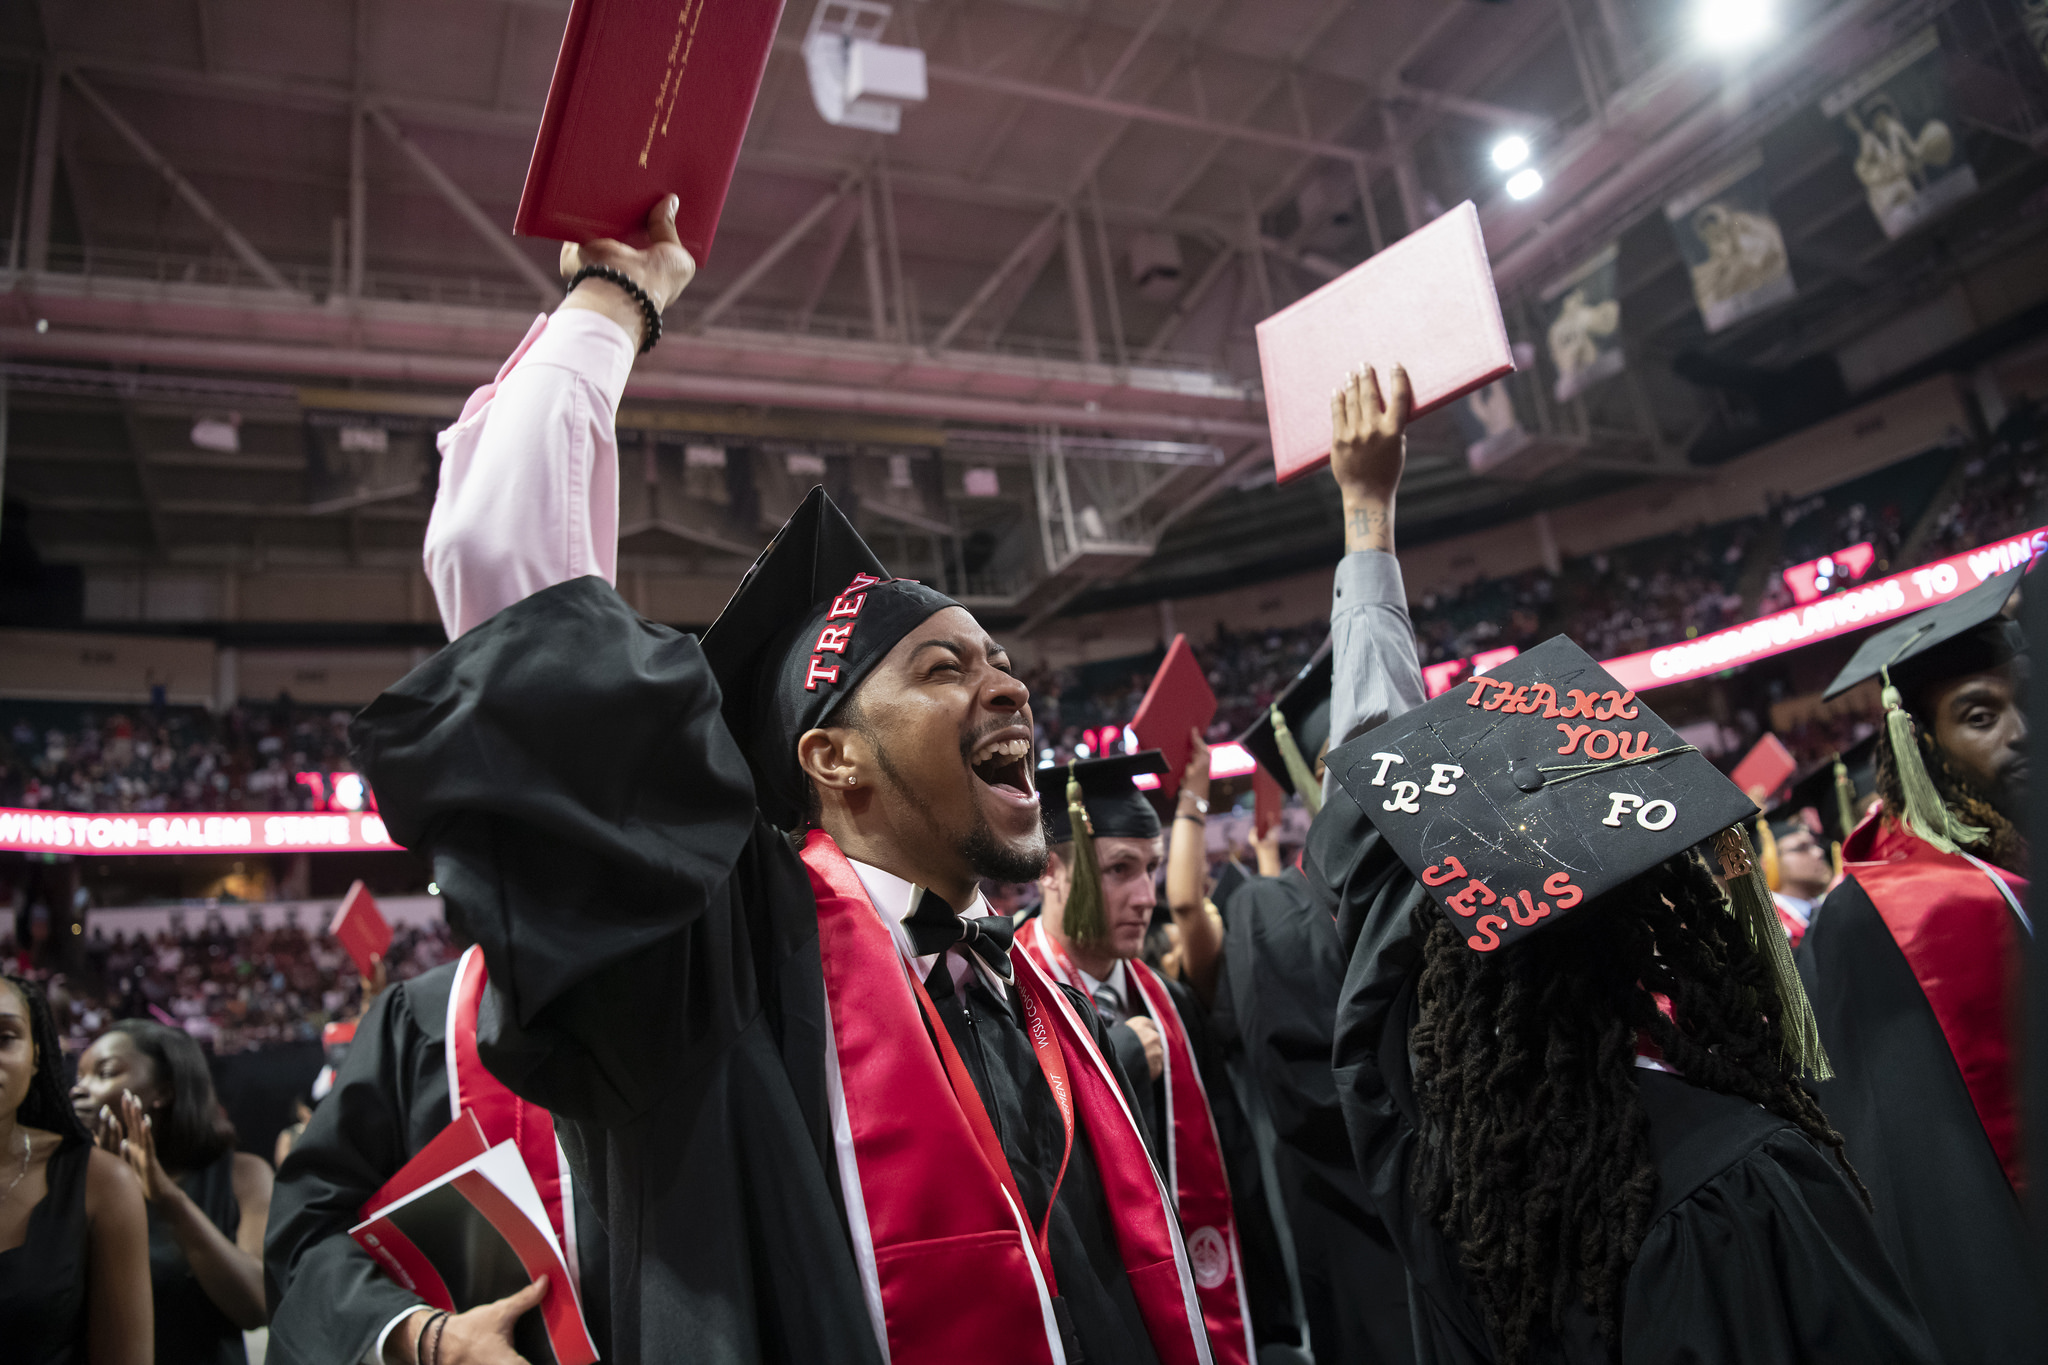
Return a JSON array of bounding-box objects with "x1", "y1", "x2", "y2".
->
[
  {"x1": 1695, "y1": 0, "x2": 1775, "y2": 51},
  {"x1": 1490, "y1": 135, "x2": 1531, "y2": 171},
  {"x1": 1506, "y1": 168, "x2": 1544, "y2": 200}
]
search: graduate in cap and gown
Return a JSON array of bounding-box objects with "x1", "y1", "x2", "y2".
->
[
  {"x1": 352, "y1": 200, "x2": 1216, "y2": 1365},
  {"x1": 1796, "y1": 564, "x2": 2040, "y2": 1362},
  {"x1": 265, "y1": 949, "x2": 610, "y2": 1365},
  {"x1": 1755, "y1": 806, "x2": 1833, "y2": 947},
  {"x1": 1017, "y1": 753, "x2": 1296, "y2": 1363},
  {"x1": 1305, "y1": 368, "x2": 1935, "y2": 1364},
  {"x1": 1220, "y1": 645, "x2": 1415, "y2": 1365}
]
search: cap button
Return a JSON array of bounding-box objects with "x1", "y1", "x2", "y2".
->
[{"x1": 1511, "y1": 757, "x2": 1545, "y2": 792}]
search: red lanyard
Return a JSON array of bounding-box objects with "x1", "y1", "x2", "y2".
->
[
  {"x1": 1022, "y1": 918, "x2": 1091, "y2": 997},
  {"x1": 904, "y1": 951, "x2": 1075, "y2": 1288}
]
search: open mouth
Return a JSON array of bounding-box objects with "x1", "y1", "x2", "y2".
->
[{"x1": 968, "y1": 732, "x2": 1037, "y2": 801}]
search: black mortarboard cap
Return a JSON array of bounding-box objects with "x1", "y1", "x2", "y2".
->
[
  {"x1": 1237, "y1": 640, "x2": 1333, "y2": 798},
  {"x1": 1328, "y1": 635, "x2": 1757, "y2": 956},
  {"x1": 1822, "y1": 566, "x2": 2027, "y2": 702},
  {"x1": 701, "y1": 486, "x2": 960, "y2": 829},
  {"x1": 1038, "y1": 750, "x2": 1170, "y2": 844},
  {"x1": 1765, "y1": 731, "x2": 1877, "y2": 845}
]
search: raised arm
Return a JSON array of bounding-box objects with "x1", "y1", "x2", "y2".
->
[
  {"x1": 424, "y1": 197, "x2": 696, "y2": 639},
  {"x1": 1165, "y1": 727, "x2": 1225, "y2": 1005},
  {"x1": 1323, "y1": 365, "x2": 1426, "y2": 803}
]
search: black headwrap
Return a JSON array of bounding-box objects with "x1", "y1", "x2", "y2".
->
[{"x1": 701, "y1": 487, "x2": 960, "y2": 829}]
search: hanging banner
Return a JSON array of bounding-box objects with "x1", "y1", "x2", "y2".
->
[
  {"x1": 1540, "y1": 243, "x2": 1624, "y2": 402},
  {"x1": 1665, "y1": 150, "x2": 1795, "y2": 334},
  {"x1": 2021, "y1": 0, "x2": 2048, "y2": 76},
  {"x1": 1820, "y1": 27, "x2": 1977, "y2": 240}
]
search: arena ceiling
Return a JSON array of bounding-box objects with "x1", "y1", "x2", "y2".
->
[{"x1": 1, "y1": 0, "x2": 2045, "y2": 631}]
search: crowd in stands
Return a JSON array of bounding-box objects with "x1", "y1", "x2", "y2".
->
[
  {"x1": 0, "y1": 698, "x2": 360, "y2": 816},
  {"x1": 1, "y1": 914, "x2": 456, "y2": 1054},
  {"x1": 2, "y1": 408, "x2": 2041, "y2": 822},
  {"x1": 1028, "y1": 408, "x2": 2042, "y2": 767}
]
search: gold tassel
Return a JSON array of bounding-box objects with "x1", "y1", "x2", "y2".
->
[
  {"x1": 1754, "y1": 814, "x2": 1781, "y2": 893},
  {"x1": 1712, "y1": 827, "x2": 1831, "y2": 1081},
  {"x1": 1831, "y1": 755, "x2": 1857, "y2": 845},
  {"x1": 1881, "y1": 673, "x2": 1986, "y2": 856},
  {"x1": 1271, "y1": 705, "x2": 1323, "y2": 816},
  {"x1": 1061, "y1": 761, "x2": 1109, "y2": 949}
]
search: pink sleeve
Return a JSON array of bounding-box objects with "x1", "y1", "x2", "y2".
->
[{"x1": 423, "y1": 309, "x2": 638, "y2": 639}]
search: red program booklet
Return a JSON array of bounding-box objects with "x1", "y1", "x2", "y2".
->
[
  {"x1": 1253, "y1": 767, "x2": 1284, "y2": 836},
  {"x1": 329, "y1": 881, "x2": 392, "y2": 981},
  {"x1": 1255, "y1": 201, "x2": 1515, "y2": 483},
  {"x1": 352, "y1": 1136, "x2": 596, "y2": 1365},
  {"x1": 1129, "y1": 634, "x2": 1217, "y2": 801},
  {"x1": 514, "y1": 0, "x2": 788, "y2": 261},
  {"x1": 1731, "y1": 735, "x2": 1799, "y2": 806}
]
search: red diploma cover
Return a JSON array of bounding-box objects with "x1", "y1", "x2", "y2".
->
[
  {"x1": 514, "y1": 0, "x2": 788, "y2": 262},
  {"x1": 328, "y1": 880, "x2": 392, "y2": 981},
  {"x1": 1731, "y1": 735, "x2": 1798, "y2": 805},
  {"x1": 1130, "y1": 634, "x2": 1217, "y2": 800},
  {"x1": 1255, "y1": 201, "x2": 1515, "y2": 483}
]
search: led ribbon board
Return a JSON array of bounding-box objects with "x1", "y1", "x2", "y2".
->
[
  {"x1": 0, "y1": 809, "x2": 401, "y2": 856},
  {"x1": 1606, "y1": 525, "x2": 2046, "y2": 691}
]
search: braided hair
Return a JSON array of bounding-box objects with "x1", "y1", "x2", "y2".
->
[
  {"x1": 1408, "y1": 850, "x2": 1861, "y2": 1363},
  {"x1": 1876, "y1": 724, "x2": 2028, "y2": 874},
  {"x1": 2, "y1": 975, "x2": 90, "y2": 1145}
]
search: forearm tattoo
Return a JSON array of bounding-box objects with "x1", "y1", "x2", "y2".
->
[{"x1": 1345, "y1": 503, "x2": 1393, "y2": 554}]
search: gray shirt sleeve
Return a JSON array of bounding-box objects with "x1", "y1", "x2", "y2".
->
[{"x1": 1324, "y1": 550, "x2": 1427, "y2": 807}]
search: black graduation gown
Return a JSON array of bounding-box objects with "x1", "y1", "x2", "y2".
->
[
  {"x1": 1797, "y1": 869, "x2": 2046, "y2": 1362},
  {"x1": 352, "y1": 575, "x2": 1165, "y2": 1365},
  {"x1": 264, "y1": 961, "x2": 612, "y2": 1365},
  {"x1": 1222, "y1": 870, "x2": 1414, "y2": 1365},
  {"x1": 1104, "y1": 972, "x2": 1297, "y2": 1350},
  {"x1": 1307, "y1": 776, "x2": 1941, "y2": 1365}
]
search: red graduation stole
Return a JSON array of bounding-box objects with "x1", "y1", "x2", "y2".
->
[
  {"x1": 1017, "y1": 918, "x2": 1255, "y2": 1365},
  {"x1": 1841, "y1": 814, "x2": 2030, "y2": 1193},
  {"x1": 800, "y1": 831, "x2": 1213, "y2": 1365},
  {"x1": 448, "y1": 945, "x2": 578, "y2": 1277}
]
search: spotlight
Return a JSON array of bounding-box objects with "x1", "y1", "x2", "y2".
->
[
  {"x1": 1490, "y1": 136, "x2": 1531, "y2": 171},
  {"x1": 1506, "y1": 168, "x2": 1544, "y2": 201},
  {"x1": 1696, "y1": 0, "x2": 1774, "y2": 51}
]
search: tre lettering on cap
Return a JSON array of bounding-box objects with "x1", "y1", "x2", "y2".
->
[{"x1": 804, "y1": 573, "x2": 881, "y2": 691}]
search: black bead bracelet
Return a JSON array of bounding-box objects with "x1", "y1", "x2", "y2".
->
[{"x1": 565, "y1": 263, "x2": 663, "y2": 354}]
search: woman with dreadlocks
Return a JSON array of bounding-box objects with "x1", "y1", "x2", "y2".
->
[
  {"x1": 1796, "y1": 564, "x2": 2040, "y2": 1364},
  {"x1": 1291, "y1": 368, "x2": 1938, "y2": 1364},
  {"x1": 0, "y1": 974, "x2": 152, "y2": 1364}
]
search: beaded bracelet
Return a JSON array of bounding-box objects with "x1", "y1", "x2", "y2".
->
[{"x1": 565, "y1": 263, "x2": 664, "y2": 354}]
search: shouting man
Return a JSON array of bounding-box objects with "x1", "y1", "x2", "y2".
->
[{"x1": 352, "y1": 199, "x2": 1218, "y2": 1365}]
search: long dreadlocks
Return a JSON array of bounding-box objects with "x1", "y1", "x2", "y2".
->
[
  {"x1": 1876, "y1": 723, "x2": 2029, "y2": 875},
  {"x1": 1408, "y1": 849, "x2": 1861, "y2": 1363}
]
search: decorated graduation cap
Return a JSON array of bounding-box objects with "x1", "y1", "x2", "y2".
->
[
  {"x1": 1328, "y1": 634, "x2": 1827, "y2": 1077},
  {"x1": 1237, "y1": 639, "x2": 1333, "y2": 814},
  {"x1": 701, "y1": 486, "x2": 961, "y2": 829},
  {"x1": 1821, "y1": 565, "x2": 2027, "y2": 854},
  {"x1": 1039, "y1": 749, "x2": 1169, "y2": 948}
]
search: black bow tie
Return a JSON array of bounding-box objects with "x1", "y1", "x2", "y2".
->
[{"x1": 904, "y1": 887, "x2": 1015, "y2": 982}]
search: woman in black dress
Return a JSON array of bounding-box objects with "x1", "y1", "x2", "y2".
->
[
  {"x1": 0, "y1": 974, "x2": 152, "y2": 1365},
  {"x1": 72, "y1": 1019, "x2": 273, "y2": 1365}
]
